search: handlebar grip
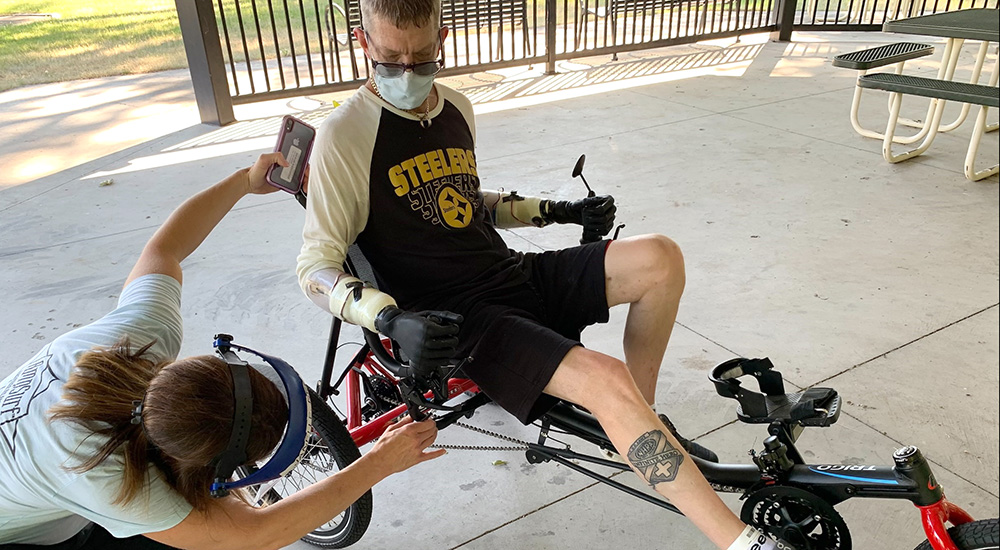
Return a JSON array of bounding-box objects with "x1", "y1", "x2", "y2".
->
[
  {"x1": 580, "y1": 231, "x2": 603, "y2": 245},
  {"x1": 362, "y1": 327, "x2": 411, "y2": 379},
  {"x1": 361, "y1": 327, "x2": 445, "y2": 379}
]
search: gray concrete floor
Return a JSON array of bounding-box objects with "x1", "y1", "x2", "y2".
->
[{"x1": 1, "y1": 31, "x2": 997, "y2": 549}]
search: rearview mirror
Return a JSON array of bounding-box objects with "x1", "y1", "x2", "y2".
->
[{"x1": 572, "y1": 154, "x2": 586, "y2": 179}]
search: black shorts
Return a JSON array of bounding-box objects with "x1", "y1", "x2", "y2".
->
[{"x1": 450, "y1": 241, "x2": 611, "y2": 424}]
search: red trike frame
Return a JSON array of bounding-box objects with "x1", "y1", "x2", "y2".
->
[{"x1": 341, "y1": 337, "x2": 480, "y2": 448}]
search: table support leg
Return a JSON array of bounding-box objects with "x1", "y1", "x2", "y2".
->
[
  {"x1": 964, "y1": 105, "x2": 998, "y2": 180},
  {"x1": 851, "y1": 64, "x2": 935, "y2": 144},
  {"x1": 964, "y1": 55, "x2": 999, "y2": 181},
  {"x1": 881, "y1": 86, "x2": 949, "y2": 163},
  {"x1": 938, "y1": 40, "x2": 990, "y2": 133},
  {"x1": 877, "y1": 38, "x2": 959, "y2": 149}
]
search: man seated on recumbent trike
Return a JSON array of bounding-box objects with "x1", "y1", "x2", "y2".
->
[{"x1": 296, "y1": 1, "x2": 787, "y2": 548}]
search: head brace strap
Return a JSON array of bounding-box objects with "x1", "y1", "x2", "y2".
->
[{"x1": 210, "y1": 343, "x2": 254, "y2": 497}]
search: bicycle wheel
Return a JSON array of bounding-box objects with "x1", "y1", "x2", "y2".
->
[
  {"x1": 237, "y1": 388, "x2": 373, "y2": 548},
  {"x1": 913, "y1": 519, "x2": 999, "y2": 550}
]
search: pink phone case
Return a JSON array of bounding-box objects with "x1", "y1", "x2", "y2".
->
[{"x1": 267, "y1": 115, "x2": 316, "y2": 193}]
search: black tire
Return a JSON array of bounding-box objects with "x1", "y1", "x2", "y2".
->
[
  {"x1": 913, "y1": 519, "x2": 1000, "y2": 550},
  {"x1": 237, "y1": 389, "x2": 372, "y2": 548}
]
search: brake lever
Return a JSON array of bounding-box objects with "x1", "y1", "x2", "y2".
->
[
  {"x1": 399, "y1": 362, "x2": 465, "y2": 422},
  {"x1": 399, "y1": 378, "x2": 429, "y2": 421}
]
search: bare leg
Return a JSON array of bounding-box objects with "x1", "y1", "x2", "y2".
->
[
  {"x1": 543, "y1": 347, "x2": 745, "y2": 549},
  {"x1": 604, "y1": 235, "x2": 685, "y2": 405}
]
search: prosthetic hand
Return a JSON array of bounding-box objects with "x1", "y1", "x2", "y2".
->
[
  {"x1": 374, "y1": 307, "x2": 463, "y2": 372},
  {"x1": 543, "y1": 195, "x2": 617, "y2": 241},
  {"x1": 727, "y1": 525, "x2": 796, "y2": 550}
]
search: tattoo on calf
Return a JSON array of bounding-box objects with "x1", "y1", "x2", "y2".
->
[{"x1": 627, "y1": 430, "x2": 684, "y2": 486}]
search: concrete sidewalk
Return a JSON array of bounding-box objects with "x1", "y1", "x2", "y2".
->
[{"x1": 1, "y1": 31, "x2": 997, "y2": 550}]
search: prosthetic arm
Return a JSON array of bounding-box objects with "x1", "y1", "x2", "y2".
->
[
  {"x1": 481, "y1": 189, "x2": 549, "y2": 228},
  {"x1": 481, "y1": 189, "x2": 617, "y2": 239},
  {"x1": 302, "y1": 268, "x2": 396, "y2": 332}
]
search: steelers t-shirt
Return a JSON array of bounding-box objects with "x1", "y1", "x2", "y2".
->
[{"x1": 298, "y1": 84, "x2": 528, "y2": 310}]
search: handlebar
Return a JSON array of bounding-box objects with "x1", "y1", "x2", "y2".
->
[
  {"x1": 581, "y1": 223, "x2": 626, "y2": 245},
  {"x1": 362, "y1": 326, "x2": 409, "y2": 378},
  {"x1": 362, "y1": 327, "x2": 468, "y2": 421}
]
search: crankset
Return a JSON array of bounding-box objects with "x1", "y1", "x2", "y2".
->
[
  {"x1": 361, "y1": 374, "x2": 403, "y2": 421},
  {"x1": 741, "y1": 486, "x2": 852, "y2": 550}
]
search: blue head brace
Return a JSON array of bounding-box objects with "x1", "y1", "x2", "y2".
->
[{"x1": 209, "y1": 334, "x2": 312, "y2": 498}]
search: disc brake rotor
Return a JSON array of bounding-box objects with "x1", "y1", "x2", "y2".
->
[{"x1": 740, "y1": 486, "x2": 852, "y2": 550}]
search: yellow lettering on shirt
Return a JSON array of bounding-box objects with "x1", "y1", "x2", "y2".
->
[
  {"x1": 386, "y1": 148, "x2": 479, "y2": 195},
  {"x1": 414, "y1": 154, "x2": 433, "y2": 184},
  {"x1": 437, "y1": 149, "x2": 453, "y2": 176},
  {"x1": 465, "y1": 149, "x2": 478, "y2": 177},
  {"x1": 454, "y1": 149, "x2": 469, "y2": 175},
  {"x1": 388, "y1": 165, "x2": 409, "y2": 196},
  {"x1": 447, "y1": 148, "x2": 464, "y2": 176},
  {"x1": 401, "y1": 159, "x2": 419, "y2": 188},
  {"x1": 426, "y1": 151, "x2": 444, "y2": 180}
]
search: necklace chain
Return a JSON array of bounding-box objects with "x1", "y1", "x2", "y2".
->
[{"x1": 370, "y1": 77, "x2": 432, "y2": 128}]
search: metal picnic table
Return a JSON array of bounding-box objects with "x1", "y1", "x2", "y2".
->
[
  {"x1": 883, "y1": 8, "x2": 998, "y2": 42},
  {"x1": 877, "y1": 8, "x2": 999, "y2": 171}
]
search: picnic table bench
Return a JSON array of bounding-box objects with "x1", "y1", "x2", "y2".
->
[
  {"x1": 859, "y1": 72, "x2": 998, "y2": 180},
  {"x1": 833, "y1": 42, "x2": 935, "y2": 143}
]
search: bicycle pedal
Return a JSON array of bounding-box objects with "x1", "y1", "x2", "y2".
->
[
  {"x1": 711, "y1": 357, "x2": 841, "y2": 428},
  {"x1": 657, "y1": 413, "x2": 719, "y2": 463}
]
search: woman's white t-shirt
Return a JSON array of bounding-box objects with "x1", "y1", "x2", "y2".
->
[{"x1": 0, "y1": 274, "x2": 193, "y2": 545}]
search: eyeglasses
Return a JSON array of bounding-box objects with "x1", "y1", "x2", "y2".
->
[
  {"x1": 365, "y1": 31, "x2": 444, "y2": 78},
  {"x1": 371, "y1": 58, "x2": 444, "y2": 78}
]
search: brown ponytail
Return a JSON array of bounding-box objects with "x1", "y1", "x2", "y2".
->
[{"x1": 49, "y1": 337, "x2": 287, "y2": 511}]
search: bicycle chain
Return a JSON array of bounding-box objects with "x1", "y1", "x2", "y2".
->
[
  {"x1": 429, "y1": 420, "x2": 530, "y2": 452},
  {"x1": 379, "y1": 394, "x2": 530, "y2": 452}
]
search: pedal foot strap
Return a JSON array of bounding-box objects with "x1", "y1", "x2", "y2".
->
[{"x1": 710, "y1": 357, "x2": 841, "y2": 427}]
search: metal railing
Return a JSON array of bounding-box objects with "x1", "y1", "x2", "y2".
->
[
  {"x1": 174, "y1": 0, "x2": 997, "y2": 124},
  {"x1": 205, "y1": 0, "x2": 548, "y2": 106},
  {"x1": 792, "y1": 0, "x2": 997, "y2": 30}
]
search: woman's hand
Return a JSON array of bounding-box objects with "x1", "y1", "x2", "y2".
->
[
  {"x1": 245, "y1": 152, "x2": 289, "y2": 195},
  {"x1": 369, "y1": 417, "x2": 447, "y2": 476}
]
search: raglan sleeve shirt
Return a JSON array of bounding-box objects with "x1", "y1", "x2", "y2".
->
[
  {"x1": 297, "y1": 102, "x2": 376, "y2": 288},
  {"x1": 296, "y1": 85, "x2": 549, "y2": 325}
]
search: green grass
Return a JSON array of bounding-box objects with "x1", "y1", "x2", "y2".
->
[
  {"x1": 0, "y1": 0, "x2": 350, "y2": 91},
  {"x1": 0, "y1": 0, "x2": 188, "y2": 91}
]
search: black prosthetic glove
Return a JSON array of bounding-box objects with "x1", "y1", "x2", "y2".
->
[
  {"x1": 374, "y1": 307, "x2": 463, "y2": 370},
  {"x1": 544, "y1": 195, "x2": 617, "y2": 240}
]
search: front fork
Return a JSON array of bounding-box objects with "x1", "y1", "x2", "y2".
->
[
  {"x1": 920, "y1": 500, "x2": 976, "y2": 550},
  {"x1": 893, "y1": 446, "x2": 975, "y2": 550}
]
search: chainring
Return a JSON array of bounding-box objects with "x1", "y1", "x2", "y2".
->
[
  {"x1": 740, "y1": 486, "x2": 852, "y2": 550},
  {"x1": 362, "y1": 375, "x2": 404, "y2": 421},
  {"x1": 370, "y1": 375, "x2": 402, "y2": 405}
]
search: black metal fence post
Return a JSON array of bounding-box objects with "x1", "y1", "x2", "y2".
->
[
  {"x1": 175, "y1": 0, "x2": 235, "y2": 126},
  {"x1": 544, "y1": 0, "x2": 557, "y2": 74},
  {"x1": 771, "y1": 0, "x2": 797, "y2": 41}
]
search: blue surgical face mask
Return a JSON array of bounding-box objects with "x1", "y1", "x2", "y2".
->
[{"x1": 373, "y1": 70, "x2": 436, "y2": 111}]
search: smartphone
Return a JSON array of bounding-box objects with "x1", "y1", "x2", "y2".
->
[{"x1": 267, "y1": 115, "x2": 315, "y2": 193}]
